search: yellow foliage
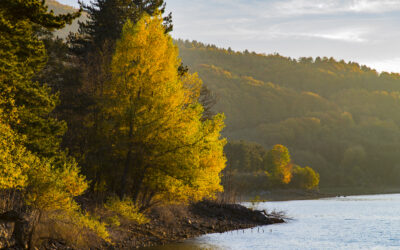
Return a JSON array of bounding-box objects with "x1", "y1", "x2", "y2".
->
[
  {"x1": 72, "y1": 211, "x2": 110, "y2": 242},
  {"x1": 106, "y1": 13, "x2": 226, "y2": 205},
  {"x1": 105, "y1": 215, "x2": 121, "y2": 227},
  {"x1": 264, "y1": 144, "x2": 293, "y2": 185},
  {"x1": 0, "y1": 108, "x2": 98, "y2": 245},
  {"x1": 51, "y1": 210, "x2": 110, "y2": 243},
  {"x1": 25, "y1": 158, "x2": 88, "y2": 212},
  {"x1": 0, "y1": 120, "x2": 30, "y2": 190},
  {"x1": 0, "y1": 103, "x2": 88, "y2": 212},
  {"x1": 105, "y1": 196, "x2": 149, "y2": 224}
]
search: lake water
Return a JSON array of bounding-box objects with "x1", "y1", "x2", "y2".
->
[{"x1": 149, "y1": 194, "x2": 400, "y2": 250}]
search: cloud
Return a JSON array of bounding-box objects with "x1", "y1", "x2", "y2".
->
[
  {"x1": 349, "y1": 0, "x2": 400, "y2": 13},
  {"x1": 272, "y1": 0, "x2": 400, "y2": 16},
  {"x1": 273, "y1": 0, "x2": 339, "y2": 16},
  {"x1": 297, "y1": 30, "x2": 368, "y2": 43},
  {"x1": 363, "y1": 58, "x2": 400, "y2": 73}
]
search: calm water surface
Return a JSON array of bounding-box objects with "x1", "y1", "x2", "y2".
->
[{"x1": 148, "y1": 194, "x2": 400, "y2": 250}]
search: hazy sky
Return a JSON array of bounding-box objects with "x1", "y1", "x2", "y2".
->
[{"x1": 58, "y1": 0, "x2": 400, "y2": 73}]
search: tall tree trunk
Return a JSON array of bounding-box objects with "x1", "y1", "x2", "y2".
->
[
  {"x1": 119, "y1": 104, "x2": 134, "y2": 199},
  {"x1": 119, "y1": 149, "x2": 132, "y2": 199},
  {"x1": 132, "y1": 162, "x2": 145, "y2": 204}
]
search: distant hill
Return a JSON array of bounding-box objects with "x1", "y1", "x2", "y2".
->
[
  {"x1": 176, "y1": 39, "x2": 400, "y2": 187},
  {"x1": 45, "y1": 0, "x2": 86, "y2": 37}
]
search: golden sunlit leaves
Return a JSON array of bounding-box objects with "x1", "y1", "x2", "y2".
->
[
  {"x1": 264, "y1": 144, "x2": 293, "y2": 185},
  {"x1": 106, "y1": 13, "x2": 226, "y2": 206}
]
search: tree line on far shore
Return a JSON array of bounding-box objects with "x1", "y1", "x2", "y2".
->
[{"x1": 224, "y1": 142, "x2": 319, "y2": 193}]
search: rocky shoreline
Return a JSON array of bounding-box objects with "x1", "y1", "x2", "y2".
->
[
  {"x1": 0, "y1": 201, "x2": 284, "y2": 249},
  {"x1": 108, "y1": 201, "x2": 284, "y2": 249}
]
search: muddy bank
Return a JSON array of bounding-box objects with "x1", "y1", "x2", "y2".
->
[{"x1": 108, "y1": 201, "x2": 284, "y2": 249}]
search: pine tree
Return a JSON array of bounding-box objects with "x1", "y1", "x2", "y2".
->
[
  {"x1": 0, "y1": 0, "x2": 80, "y2": 159},
  {"x1": 71, "y1": 0, "x2": 172, "y2": 56}
]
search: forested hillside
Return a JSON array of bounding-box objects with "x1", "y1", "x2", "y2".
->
[
  {"x1": 176, "y1": 40, "x2": 400, "y2": 187},
  {"x1": 46, "y1": 0, "x2": 86, "y2": 38}
]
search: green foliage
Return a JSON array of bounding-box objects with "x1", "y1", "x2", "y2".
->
[
  {"x1": 224, "y1": 141, "x2": 266, "y2": 173},
  {"x1": 70, "y1": 0, "x2": 172, "y2": 56},
  {"x1": 105, "y1": 196, "x2": 149, "y2": 224},
  {"x1": 176, "y1": 39, "x2": 400, "y2": 187},
  {"x1": 0, "y1": 0, "x2": 80, "y2": 160},
  {"x1": 291, "y1": 166, "x2": 320, "y2": 190}
]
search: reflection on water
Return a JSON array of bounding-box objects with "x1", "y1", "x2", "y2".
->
[{"x1": 146, "y1": 194, "x2": 400, "y2": 250}]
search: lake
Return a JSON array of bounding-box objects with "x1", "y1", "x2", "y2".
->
[{"x1": 148, "y1": 194, "x2": 400, "y2": 249}]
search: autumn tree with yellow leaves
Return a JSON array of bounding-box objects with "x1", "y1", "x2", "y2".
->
[
  {"x1": 264, "y1": 144, "x2": 293, "y2": 185},
  {"x1": 102, "y1": 14, "x2": 226, "y2": 209}
]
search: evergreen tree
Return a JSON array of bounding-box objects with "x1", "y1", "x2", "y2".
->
[
  {"x1": 0, "y1": 0, "x2": 80, "y2": 159},
  {"x1": 70, "y1": 0, "x2": 172, "y2": 56}
]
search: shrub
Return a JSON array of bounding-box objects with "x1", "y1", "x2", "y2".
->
[
  {"x1": 105, "y1": 196, "x2": 149, "y2": 224},
  {"x1": 36, "y1": 210, "x2": 110, "y2": 248},
  {"x1": 72, "y1": 211, "x2": 110, "y2": 242}
]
